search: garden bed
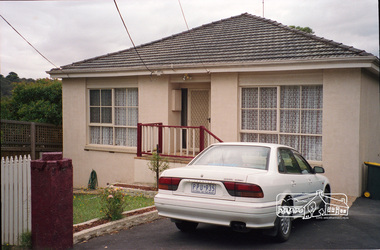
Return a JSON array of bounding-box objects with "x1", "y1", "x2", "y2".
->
[{"x1": 73, "y1": 206, "x2": 156, "y2": 233}]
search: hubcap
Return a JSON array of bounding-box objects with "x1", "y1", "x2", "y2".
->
[{"x1": 280, "y1": 217, "x2": 290, "y2": 235}]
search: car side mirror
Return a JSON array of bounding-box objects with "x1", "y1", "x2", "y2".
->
[{"x1": 313, "y1": 166, "x2": 325, "y2": 174}]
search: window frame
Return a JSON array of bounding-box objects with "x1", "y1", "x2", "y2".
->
[
  {"x1": 240, "y1": 85, "x2": 323, "y2": 161},
  {"x1": 86, "y1": 87, "x2": 138, "y2": 152}
]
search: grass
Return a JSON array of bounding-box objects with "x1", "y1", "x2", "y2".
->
[{"x1": 73, "y1": 193, "x2": 154, "y2": 224}]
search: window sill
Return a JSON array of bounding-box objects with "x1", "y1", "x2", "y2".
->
[{"x1": 84, "y1": 145, "x2": 137, "y2": 154}]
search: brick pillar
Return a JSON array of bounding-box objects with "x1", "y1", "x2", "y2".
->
[{"x1": 31, "y1": 152, "x2": 73, "y2": 249}]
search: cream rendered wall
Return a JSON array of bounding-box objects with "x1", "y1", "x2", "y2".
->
[
  {"x1": 138, "y1": 75, "x2": 170, "y2": 124},
  {"x1": 359, "y1": 70, "x2": 380, "y2": 192},
  {"x1": 63, "y1": 77, "x2": 138, "y2": 187},
  {"x1": 62, "y1": 78, "x2": 87, "y2": 187},
  {"x1": 210, "y1": 73, "x2": 239, "y2": 141},
  {"x1": 134, "y1": 75, "x2": 172, "y2": 184},
  {"x1": 322, "y1": 69, "x2": 362, "y2": 196}
]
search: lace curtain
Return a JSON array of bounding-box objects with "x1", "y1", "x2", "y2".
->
[{"x1": 241, "y1": 87, "x2": 277, "y2": 131}]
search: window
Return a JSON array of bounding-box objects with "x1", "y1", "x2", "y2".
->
[
  {"x1": 293, "y1": 152, "x2": 312, "y2": 174},
  {"x1": 191, "y1": 145, "x2": 270, "y2": 170},
  {"x1": 89, "y1": 88, "x2": 138, "y2": 147},
  {"x1": 241, "y1": 86, "x2": 322, "y2": 161},
  {"x1": 278, "y1": 148, "x2": 301, "y2": 174}
]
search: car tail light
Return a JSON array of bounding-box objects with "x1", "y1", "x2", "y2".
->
[
  {"x1": 223, "y1": 182, "x2": 264, "y2": 198},
  {"x1": 158, "y1": 177, "x2": 181, "y2": 191}
]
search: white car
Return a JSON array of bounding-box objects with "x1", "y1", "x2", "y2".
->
[{"x1": 154, "y1": 142, "x2": 330, "y2": 242}]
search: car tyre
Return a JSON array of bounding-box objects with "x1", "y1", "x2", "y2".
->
[
  {"x1": 175, "y1": 220, "x2": 198, "y2": 232},
  {"x1": 275, "y1": 200, "x2": 292, "y2": 242}
]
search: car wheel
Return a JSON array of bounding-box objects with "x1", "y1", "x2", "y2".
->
[
  {"x1": 175, "y1": 220, "x2": 198, "y2": 232},
  {"x1": 275, "y1": 200, "x2": 292, "y2": 242}
]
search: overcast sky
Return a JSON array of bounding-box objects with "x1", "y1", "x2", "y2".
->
[{"x1": 1, "y1": 0, "x2": 378, "y2": 79}]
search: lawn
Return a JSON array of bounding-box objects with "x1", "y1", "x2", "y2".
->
[{"x1": 73, "y1": 194, "x2": 154, "y2": 224}]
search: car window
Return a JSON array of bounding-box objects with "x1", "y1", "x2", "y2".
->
[
  {"x1": 278, "y1": 148, "x2": 302, "y2": 174},
  {"x1": 293, "y1": 153, "x2": 313, "y2": 174},
  {"x1": 191, "y1": 145, "x2": 270, "y2": 170}
]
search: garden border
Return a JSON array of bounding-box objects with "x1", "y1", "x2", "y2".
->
[{"x1": 73, "y1": 205, "x2": 159, "y2": 244}]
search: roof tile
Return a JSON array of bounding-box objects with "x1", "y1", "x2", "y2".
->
[{"x1": 52, "y1": 13, "x2": 374, "y2": 72}]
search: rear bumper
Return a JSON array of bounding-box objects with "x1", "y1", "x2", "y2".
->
[{"x1": 154, "y1": 193, "x2": 277, "y2": 228}]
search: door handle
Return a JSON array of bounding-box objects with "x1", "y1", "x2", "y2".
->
[
  {"x1": 207, "y1": 118, "x2": 211, "y2": 123},
  {"x1": 308, "y1": 179, "x2": 313, "y2": 185},
  {"x1": 291, "y1": 180, "x2": 296, "y2": 187}
]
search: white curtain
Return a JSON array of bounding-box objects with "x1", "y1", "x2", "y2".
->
[
  {"x1": 280, "y1": 134, "x2": 299, "y2": 150},
  {"x1": 241, "y1": 109, "x2": 258, "y2": 130},
  {"x1": 90, "y1": 127, "x2": 101, "y2": 144},
  {"x1": 242, "y1": 88, "x2": 258, "y2": 108},
  {"x1": 115, "y1": 128, "x2": 126, "y2": 146},
  {"x1": 301, "y1": 136, "x2": 322, "y2": 161},
  {"x1": 102, "y1": 127, "x2": 113, "y2": 145},
  {"x1": 241, "y1": 133, "x2": 257, "y2": 142},
  {"x1": 127, "y1": 128, "x2": 137, "y2": 147},
  {"x1": 280, "y1": 110, "x2": 300, "y2": 133}
]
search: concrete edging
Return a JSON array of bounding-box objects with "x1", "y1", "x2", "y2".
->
[{"x1": 73, "y1": 206, "x2": 159, "y2": 244}]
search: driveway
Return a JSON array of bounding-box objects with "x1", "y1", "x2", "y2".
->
[{"x1": 73, "y1": 198, "x2": 380, "y2": 249}]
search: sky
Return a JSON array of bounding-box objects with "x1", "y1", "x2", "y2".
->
[{"x1": 1, "y1": 0, "x2": 379, "y2": 79}]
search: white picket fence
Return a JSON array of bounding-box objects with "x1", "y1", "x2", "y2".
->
[{"x1": 1, "y1": 155, "x2": 32, "y2": 245}]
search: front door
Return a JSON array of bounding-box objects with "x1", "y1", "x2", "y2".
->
[{"x1": 188, "y1": 89, "x2": 210, "y2": 150}]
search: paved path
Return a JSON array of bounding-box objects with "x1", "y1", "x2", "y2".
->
[{"x1": 73, "y1": 198, "x2": 380, "y2": 249}]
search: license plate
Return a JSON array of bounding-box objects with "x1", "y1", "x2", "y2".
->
[{"x1": 191, "y1": 183, "x2": 216, "y2": 195}]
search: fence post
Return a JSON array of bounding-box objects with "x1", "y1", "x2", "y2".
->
[
  {"x1": 31, "y1": 152, "x2": 73, "y2": 249},
  {"x1": 30, "y1": 122, "x2": 36, "y2": 160}
]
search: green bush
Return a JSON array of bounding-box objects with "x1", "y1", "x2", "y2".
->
[
  {"x1": 100, "y1": 187, "x2": 127, "y2": 221},
  {"x1": 19, "y1": 230, "x2": 32, "y2": 249}
]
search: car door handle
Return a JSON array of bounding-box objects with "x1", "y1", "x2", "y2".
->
[
  {"x1": 291, "y1": 180, "x2": 296, "y2": 187},
  {"x1": 308, "y1": 179, "x2": 313, "y2": 184}
]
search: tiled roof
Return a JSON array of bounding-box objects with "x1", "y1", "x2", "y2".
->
[{"x1": 52, "y1": 13, "x2": 374, "y2": 73}]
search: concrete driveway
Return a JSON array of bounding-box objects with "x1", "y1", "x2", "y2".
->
[{"x1": 73, "y1": 198, "x2": 380, "y2": 249}]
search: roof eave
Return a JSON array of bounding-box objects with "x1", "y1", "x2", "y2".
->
[{"x1": 47, "y1": 56, "x2": 379, "y2": 78}]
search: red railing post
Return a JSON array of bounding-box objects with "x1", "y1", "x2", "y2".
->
[
  {"x1": 199, "y1": 126, "x2": 205, "y2": 152},
  {"x1": 137, "y1": 123, "x2": 142, "y2": 157},
  {"x1": 158, "y1": 123, "x2": 163, "y2": 153}
]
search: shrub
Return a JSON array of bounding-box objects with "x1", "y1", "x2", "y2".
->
[
  {"x1": 100, "y1": 187, "x2": 126, "y2": 221},
  {"x1": 19, "y1": 230, "x2": 32, "y2": 249},
  {"x1": 147, "y1": 151, "x2": 169, "y2": 189}
]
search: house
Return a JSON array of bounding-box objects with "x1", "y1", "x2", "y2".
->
[{"x1": 48, "y1": 13, "x2": 379, "y2": 197}]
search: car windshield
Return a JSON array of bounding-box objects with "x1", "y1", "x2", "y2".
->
[{"x1": 190, "y1": 145, "x2": 270, "y2": 170}]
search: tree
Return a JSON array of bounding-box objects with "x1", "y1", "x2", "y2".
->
[
  {"x1": 0, "y1": 78, "x2": 62, "y2": 125},
  {"x1": 1, "y1": 72, "x2": 35, "y2": 97},
  {"x1": 289, "y1": 25, "x2": 314, "y2": 34}
]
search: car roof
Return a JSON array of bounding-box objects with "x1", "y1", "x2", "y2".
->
[{"x1": 212, "y1": 142, "x2": 295, "y2": 151}]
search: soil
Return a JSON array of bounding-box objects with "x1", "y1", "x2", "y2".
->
[
  {"x1": 73, "y1": 207, "x2": 156, "y2": 233},
  {"x1": 114, "y1": 183, "x2": 157, "y2": 191}
]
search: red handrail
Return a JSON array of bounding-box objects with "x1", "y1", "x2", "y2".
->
[{"x1": 137, "y1": 123, "x2": 223, "y2": 158}]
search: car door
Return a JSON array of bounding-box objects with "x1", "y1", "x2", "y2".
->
[
  {"x1": 277, "y1": 148, "x2": 312, "y2": 208},
  {"x1": 292, "y1": 151, "x2": 325, "y2": 204}
]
